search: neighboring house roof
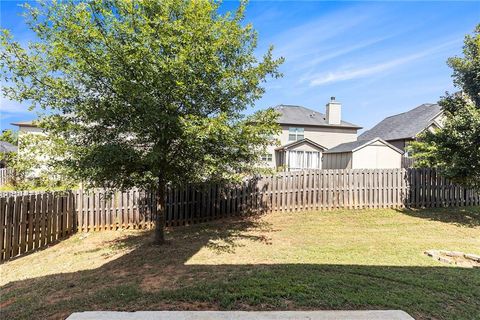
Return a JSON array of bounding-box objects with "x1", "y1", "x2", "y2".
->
[
  {"x1": 0, "y1": 141, "x2": 18, "y2": 153},
  {"x1": 11, "y1": 120, "x2": 37, "y2": 128},
  {"x1": 323, "y1": 137, "x2": 404, "y2": 154},
  {"x1": 359, "y1": 103, "x2": 442, "y2": 141},
  {"x1": 275, "y1": 138, "x2": 327, "y2": 151},
  {"x1": 274, "y1": 105, "x2": 362, "y2": 129}
]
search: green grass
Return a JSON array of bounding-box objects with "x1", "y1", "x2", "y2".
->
[{"x1": 1, "y1": 207, "x2": 479, "y2": 319}]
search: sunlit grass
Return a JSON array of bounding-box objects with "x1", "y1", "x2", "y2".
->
[
  {"x1": 187, "y1": 207, "x2": 479, "y2": 267},
  {"x1": 0, "y1": 230, "x2": 143, "y2": 286}
]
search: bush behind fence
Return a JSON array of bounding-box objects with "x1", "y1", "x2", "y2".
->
[{"x1": 1, "y1": 168, "x2": 479, "y2": 261}]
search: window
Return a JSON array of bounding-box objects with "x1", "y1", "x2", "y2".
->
[
  {"x1": 261, "y1": 153, "x2": 273, "y2": 162},
  {"x1": 288, "y1": 127, "x2": 304, "y2": 141},
  {"x1": 287, "y1": 151, "x2": 320, "y2": 170}
]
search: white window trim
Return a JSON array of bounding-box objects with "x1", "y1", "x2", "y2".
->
[
  {"x1": 261, "y1": 153, "x2": 273, "y2": 162},
  {"x1": 288, "y1": 127, "x2": 305, "y2": 141}
]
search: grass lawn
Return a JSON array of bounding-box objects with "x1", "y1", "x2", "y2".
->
[{"x1": 1, "y1": 207, "x2": 479, "y2": 320}]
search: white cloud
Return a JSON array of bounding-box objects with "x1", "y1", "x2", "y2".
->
[
  {"x1": 0, "y1": 95, "x2": 31, "y2": 114},
  {"x1": 271, "y1": 6, "x2": 378, "y2": 62},
  {"x1": 309, "y1": 56, "x2": 420, "y2": 86},
  {"x1": 301, "y1": 36, "x2": 391, "y2": 69},
  {"x1": 308, "y1": 39, "x2": 461, "y2": 86}
]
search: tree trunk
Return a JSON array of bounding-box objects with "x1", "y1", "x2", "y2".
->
[{"x1": 154, "y1": 179, "x2": 166, "y2": 244}]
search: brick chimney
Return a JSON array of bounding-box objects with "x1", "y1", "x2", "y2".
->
[{"x1": 326, "y1": 96, "x2": 341, "y2": 125}]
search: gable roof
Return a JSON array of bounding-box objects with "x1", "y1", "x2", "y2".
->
[
  {"x1": 274, "y1": 105, "x2": 361, "y2": 129},
  {"x1": 275, "y1": 138, "x2": 327, "y2": 151},
  {"x1": 359, "y1": 103, "x2": 442, "y2": 141},
  {"x1": 323, "y1": 137, "x2": 404, "y2": 154}
]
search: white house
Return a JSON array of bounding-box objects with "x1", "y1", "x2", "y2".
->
[
  {"x1": 11, "y1": 120, "x2": 50, "y2": 177},
  {"x1": 322, "y1": 137, "x2": 404, "y2": 169},
  {"x1": 11, "y1": 120, "x2": 44, "y2": 136},
  {"x1": 11, "y1": 120, "x2": 46, "y2": 151},
  {"x1": 263, "y1": 97, "x2": 362, "y2": 171}
]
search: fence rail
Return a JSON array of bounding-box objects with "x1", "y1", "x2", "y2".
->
[{"x1": 1, "y1": 168, "x2": 479, "y2": 261}]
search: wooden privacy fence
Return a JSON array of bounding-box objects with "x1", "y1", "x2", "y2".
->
[
  {"x1": 1, "y1": 168, "x2": 479, "y2": 261},
  {"x1": 0, "y1": 192, "x2": 75, "y2": 261},
  {"x1": 258, "y1": 168, "x2": 480, "y2": 211}
]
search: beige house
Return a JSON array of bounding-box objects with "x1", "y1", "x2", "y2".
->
[
  {"x1": 263, "y1": 97, "x2": 362, "y2": 171},
  {"x1": 358, "y1": 103, "x2": 444, "y2": 154},
  {"x1": 323, "y1": 138, "x2": 404, "y2": 169},
  {"x1": 11, "y1": 120, "x2": 44, "y2": 138},
  {"x1": 11, "y1": 120, "x2": 45, "y2": 148},
  {"x1": 11, "y1": 120, "x2": 49, "y2": 177}
]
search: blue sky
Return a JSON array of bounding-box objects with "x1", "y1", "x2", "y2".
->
[{"x1": 1, "y1": 1, "x2": 479, "y2": 132}]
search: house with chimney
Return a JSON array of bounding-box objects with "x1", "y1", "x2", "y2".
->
[
  {"x1": 263, "y1": 97, "x2": 363, "y2": 171},
  {"x1": 13, "y1": 97, "x2": 415, "y2": 172}
]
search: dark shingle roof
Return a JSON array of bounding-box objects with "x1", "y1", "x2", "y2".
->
[
  {"x1": 359, "y1": 103, "x2": 442, "y2": 141},
  {"x1": 323, "y1": 140, "x2": 369, "y2": 153},
  {"x1": 274, "y1": 105, "x2": 361, "y2": 128},
  {"x1": 0, "y1": 141, "x2": 18, "y2": 153},
  {"x1": 323, "y1": 137, "x2": 403, "y2": 154}
]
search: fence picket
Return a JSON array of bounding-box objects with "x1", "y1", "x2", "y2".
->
[
  {"x1": 12, "y1": 196, "x2": 22, "y2": 256},
  {"x1": 0, "y1": 198, "x2": 6, "y2": 260},
  {"x1": 4, "y1": 197, "x2": 14, "y2": 260},
  {"x1": 19, "y1": 196, "x2": 27, "y2": 254}
]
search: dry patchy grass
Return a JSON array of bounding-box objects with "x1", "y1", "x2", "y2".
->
[{"x1": 0, "y1": 207, "x2": 479, "y2": 320}]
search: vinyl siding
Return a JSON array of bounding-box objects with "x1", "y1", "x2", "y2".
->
[
  {"x1": 322, "y1": 152, "x2": 352, "y2": 169},
  {"x1": 278, "y1": 125, "x2": 357, "y2": 149},
  {"x1": 352, "y1": 142, "x2": 402, "y2": 169},
  {"x1": 386, "y1": 139, "x2": 407, "y2": 152}
]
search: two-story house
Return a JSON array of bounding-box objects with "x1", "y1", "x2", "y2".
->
[
  {"x1": 264, "y1": 97, "x2": 362, "y2": 170},
  {"x1": 14, "y1": 98, "x2": 363, "y2": 172}
]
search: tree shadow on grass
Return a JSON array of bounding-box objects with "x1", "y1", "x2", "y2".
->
[
  {"x1": 202, "y1": 218, "x2": 275, "y2": 254},
  {"x1": 0, "y1": 214, "x2": 479, "y2": 320},
  {"x1": 396, "y1": 206, "x2": 480, "y2": 228}
]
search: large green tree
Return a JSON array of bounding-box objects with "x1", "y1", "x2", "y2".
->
[
  {"x1": 409, "y1": 24, "x2": 480, "y2": 191},
  {"x1": 1, "y1": 0, "x2": 283, "y2": 243}
]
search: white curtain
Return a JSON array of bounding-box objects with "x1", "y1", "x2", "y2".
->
[{"x1": 288, "y1": 151, "x2": 321, "y2": 170}]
